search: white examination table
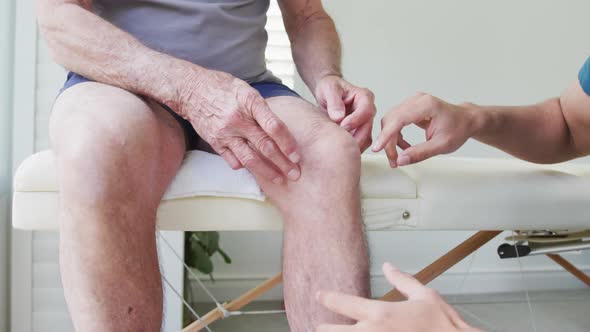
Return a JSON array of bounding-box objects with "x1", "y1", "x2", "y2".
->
[{"x1": 12, "y1": 150, "x2": 590, "y2": 331}]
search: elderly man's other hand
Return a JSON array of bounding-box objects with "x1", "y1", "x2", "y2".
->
[
  {"x1": 372, "y1": 93, "x2": 477, "y2": 167},
  {"x1": 314, "y1": 75, "x2": 376, "y2": 152},
  {"x1": 316, "y1": 263, "x2": 481, "y2": 332},
  {"x1": 179, "y1": 69, "x2": 301, "y2": 184}
]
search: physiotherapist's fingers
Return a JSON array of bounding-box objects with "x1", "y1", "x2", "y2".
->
[
  {"x1": 373, "y1": 105, "x2": 419, "y2": 153},
  {"x1": 251, "y1": 100, "x2": 301, "y2": 164},
  {"x1": 340, "y1": 90, "x2": 376, "y2": 131},
  {"x1": 317, "y1": 291, "x2": 378, "y2": 321},
  {"x1": 373, "y1": 114, "x2": 404, "y2": 153},
  {"x1": 316, "y1": 324, "x2": 359, "y2": 332},
  {"x1": 398, "y1": 136, "x2": 412, "y2": 150},
  {"x1": 372, "y1": 94, "x2": 433, "y2": 152},
  {"x1": 384, "y1": 139, "x2": 399, "y2": 168},
  {"x1": 396, "y1": 137, "x2": 448, "y2": 166},
  {"x1": 382, "y1": 262, "x2": 426, "y2": 300},
  {"x1": 229, "y1": 140, "x2": 283, "y2": 184},
  {"x1": 324, "y1": 84, "x2": 347, "y2": 123},
  {"x1": 444, "y1": 303, "x2": 470, "y2": 329},
  {"x1": 416, "y1": 118, "x2": 432, "y2": 130}
]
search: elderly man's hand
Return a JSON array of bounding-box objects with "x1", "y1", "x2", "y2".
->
[
  {"x1": 314, "y1": 75, "x2": 376, "y2": 152},
  {"x1": 179, "y1": 69, "x2": 300, "y2": 184},
  {"x1": 372, "y1": 93, "x2": 477, "y2": 167},
  {"x1": 316, "y1": 263, "x2": 481, "y2": 332}
]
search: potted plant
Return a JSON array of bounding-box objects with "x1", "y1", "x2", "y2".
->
[{"x1": 183, "y1": 231, "x2": 232, "y2": 325}]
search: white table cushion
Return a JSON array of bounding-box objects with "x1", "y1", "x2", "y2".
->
[
  {"x1": 12, "y1": 150, "x2": 590, "y2": 231},
  {"x1": 404, "y1": 158, "x2": 590, "y2": 230}
]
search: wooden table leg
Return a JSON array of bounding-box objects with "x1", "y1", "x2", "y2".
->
[
  {"x1": 182, "y1": 273, "x2": 283, "y2": 332},
  {"x1": 380, "y1": 230, "x2": 502, "y2": 302},
  {"x1": 546, "y1": 253, "x2": 590, "y2": 287}
]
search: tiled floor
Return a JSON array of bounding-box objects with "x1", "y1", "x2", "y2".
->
[{"x1": 192, "y1": 289, "x2": 590, "y2": 332}]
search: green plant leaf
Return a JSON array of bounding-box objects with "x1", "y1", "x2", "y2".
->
[
  {"x1": 206, "y1": 232, "x2": 220, "y2": 255},
  {"x1": 184, "y1": 231, "x2": 231, "y2": 280},
  {"x1": 192, "y1": 232, "x2": 208, "y2": 245},
  {"x1": 218, "y1": 248, "x2": 232, "y2": 264},
  {"x1": 184, "y1": 232, "x2": 195, "y2": 264},
  {"x1": 189, "y1": 240, "x2": 213, "y2": 274}
]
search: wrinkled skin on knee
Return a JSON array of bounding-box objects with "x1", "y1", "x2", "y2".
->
[
  {"x1": 256, "y1": 97, "x2": 362, "y2": 217},
  {"x1": 301, "y1": 122, "x2": 361, "y2": 173},
  {"x1": 259, "y1": 119, "x2": 361, "y2": 209}
]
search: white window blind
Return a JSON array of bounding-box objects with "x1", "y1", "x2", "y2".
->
[{"x1": 265, "y1": 1, "x2": 296, "y2": 88}]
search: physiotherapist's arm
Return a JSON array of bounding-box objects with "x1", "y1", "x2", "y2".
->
[
  {"x1": 38, "y1": 0, "x2": 301, "y2": 184},
  {"x1": 374, "y1": 63, "x2": 590, "y2": 166},
  {"x1": 279, "y1": 0, "x2": 376, "y2": 151},
  {"x1": 472, "y1": 80, "x2": 590, "y2": 163}
]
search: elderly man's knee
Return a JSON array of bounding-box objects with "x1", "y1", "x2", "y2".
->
[
  {"x1": 264, "y1": 118, "x2": 362, "y2": 218},
  {"x1": 302, "y1": 122, "x2": 361, "y2": 177},
  {"x1": 50, "y1": 85, "x2": 165, "y2": 204}
]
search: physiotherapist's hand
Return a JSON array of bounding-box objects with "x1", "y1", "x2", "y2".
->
[
  {"x1": 315, "y1": 75, "x2": 376, "y2": 152},
  {"x1": 316, "y1": 263, "x2": 481, "y2": 332},
  {"x1": 372, "y1": 93, "x2": 477, "y2": 167},
  {"x1": 179, "y1": 69, "x2": 300, "y2": 184}
]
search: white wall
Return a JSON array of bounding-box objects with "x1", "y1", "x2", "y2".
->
[
  {"x1": 1, "y1": 0, "x2": 15, "y2": 330},
  {"x1": 191, "y1": 0, "x2": 590, "y2": 302}
]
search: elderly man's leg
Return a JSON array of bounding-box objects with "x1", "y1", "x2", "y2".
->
[
  {"x1": 50, "y1": 83, "x2": 186, "y2": 331},
  {"x1": 258, "y1": 97, "x2": 370, "y2": 331}
]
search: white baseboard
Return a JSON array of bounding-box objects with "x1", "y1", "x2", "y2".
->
[{"x1": 188, "y1": 266, "x2": 590, "y2": 302}]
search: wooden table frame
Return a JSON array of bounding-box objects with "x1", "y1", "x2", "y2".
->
[{"x1": 183, "y1": 230, "x2": 590, "y2": 331}]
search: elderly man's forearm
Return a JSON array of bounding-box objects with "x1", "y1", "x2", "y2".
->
[
  {"x1": 290, "y1": 14, "x2": 342, "y2": 92},
  {"x1": 37, "y1": 1, "x2": 205, "y2": 113}
]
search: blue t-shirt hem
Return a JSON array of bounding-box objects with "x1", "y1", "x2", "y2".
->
[{"x1": 578, "y1": 56, "x2": 590, "y2": 96}]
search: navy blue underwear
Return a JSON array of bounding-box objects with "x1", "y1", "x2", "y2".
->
[{"x1": 60, "y1": 72, "x2": 301, "y2": 150}]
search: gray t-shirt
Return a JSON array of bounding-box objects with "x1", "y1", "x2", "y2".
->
[{"x1": 94, "y1": 0, "x2": 279, "y2": 83}]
